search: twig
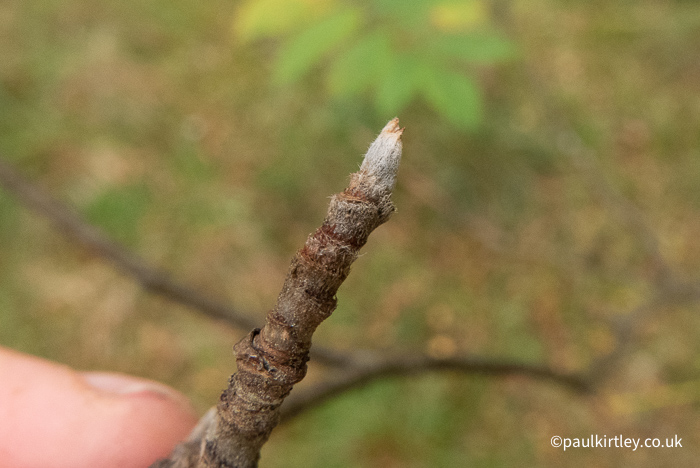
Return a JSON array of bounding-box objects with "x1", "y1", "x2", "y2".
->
[
  {"x1": 588, "y1": 282, "x2": 700, "y2": 383},
  {"x1": 153, "y1": 119, "x2": 404, "y2": 467},
  {"x1": 0, "y1": 157, "x2": 259, "y2": 330},
  {"x1": 508, "y1": 64, "x2": 694, "y2": 384},
  {"x1": 280, "y1": 353, "x2": 591, "y2": 422},
  {"x1": 553, "y1": 135, "x2": 700, "y2": 385},
  {"x1": 557, "y1": 132, "x2": 675, "y2": 285},
  {"x1": 551, "y1": 132, "x2": 700, "y2": 382}
]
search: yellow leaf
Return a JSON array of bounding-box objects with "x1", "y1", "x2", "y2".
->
[
  {"x1": 233, "y1": 0, "x2": 336, "y2": 43},
  {"x1": 430, "y1": 1, "x2": 487, "y2": 33}
]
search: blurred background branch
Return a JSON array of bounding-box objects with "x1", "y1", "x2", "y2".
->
[
  {"x1": 280, "y1": 353, "x2": 591, "y2": 423},
  {"x1": 0, "y1": 156, "x2": 259, "y2": 329}
]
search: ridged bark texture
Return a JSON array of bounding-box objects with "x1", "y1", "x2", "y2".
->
[{"x1": 196, "y1": 119, "x2": 403, "y2": 467}]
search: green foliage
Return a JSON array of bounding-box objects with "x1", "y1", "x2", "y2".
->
[
  {"x1": 326, "y1": 30, "x2": 392, "y2": 96},
  {"x1": 424, "y1": 68, "x2": 482, "y2": 130},
  {"x1": 233, "y1": 0, "x2": 518, "y2": 130},
  {"x1": 84, "y1": 183, "x2": 151, "y2": 245},
  {"x1": 273, "y1": 8, "x2": 361, "y2": 84},
  {"x1": 374, "y1": 52, "x2": 425, "y2": 115},
  {"x1": 424, "y1": 32, "x2": 517, "y2": 63}
]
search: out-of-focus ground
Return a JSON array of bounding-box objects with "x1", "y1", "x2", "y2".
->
[{"x1": 2, "y1": 1, "x2": 700, "y2": 466}]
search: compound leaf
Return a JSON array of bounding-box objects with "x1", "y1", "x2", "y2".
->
[
  {"x1": 375, "y1": 54, "x2": 429, "y2": 115},
  {"x1": 273, "y1": 8, "x2": 361, "y2": 85},
  {"x1": 327, "y1": 30, "x2": 392, "y2": 96},
  {"x1": 422, "y1": 69, "x2": 482, "y2": 129}
]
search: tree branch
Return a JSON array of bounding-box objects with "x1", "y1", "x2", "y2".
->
[
  {"x1": 0, "y1": 157, "x2": 260, "y2": 330},
  {"x1": 280, "y1": 353, "x2": 591, "y2": 422},
  {"x1": 588, "y1": 282, "x2": 700, "y2": 383},
  {"x1": 554, "y1": 133, "x2": 700, "y2": 383},
  {"x1": 558, "y1": 132, "x2": 675, "y2": 285},
  {"x1": 154, "y1": 118, "x2": 404, "y2": 467}
]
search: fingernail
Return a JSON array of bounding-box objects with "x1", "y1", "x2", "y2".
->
[{"x1": 81, "y1": 372, "x2": 181, "y2": 400}]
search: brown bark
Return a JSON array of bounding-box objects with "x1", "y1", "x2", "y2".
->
[{"x1": 153, "y1": 118, "x2": 404, "y2": 467}]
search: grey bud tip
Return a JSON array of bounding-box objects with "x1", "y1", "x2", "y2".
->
[{"x1": 359, "y1": 118, "x2": 404, "y2": 193}]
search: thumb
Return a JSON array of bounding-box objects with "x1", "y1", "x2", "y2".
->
[{"x1": 0, "y1": 346, "x2": 199, "y2": 468}]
